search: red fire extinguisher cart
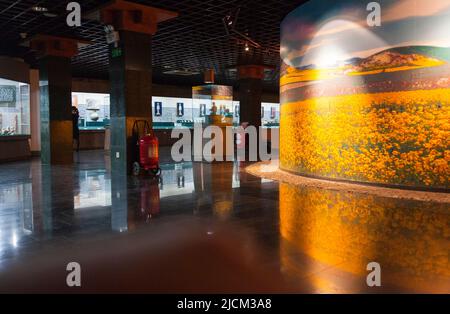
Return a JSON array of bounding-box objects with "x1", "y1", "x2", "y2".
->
[{"x1": 131, "y1": 120, "x2": 161, "y2": 177}]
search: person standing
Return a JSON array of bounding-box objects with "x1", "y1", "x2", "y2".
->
[{"x1": 72, "y1": 106, "x2": 80, "y2": 152}]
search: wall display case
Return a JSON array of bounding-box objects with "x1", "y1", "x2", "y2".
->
[
  {"x1": 0, "y1": 78, "x2": 30, "y2": 136},
  {"x1": 151, "y1": 96, "x2": 195, "y2": 129},
  {"x1": 71, "y1": 92, "x2": 280, "y2": 131}
]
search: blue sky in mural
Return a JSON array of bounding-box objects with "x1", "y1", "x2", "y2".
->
[{"x1": 281, "y1": 0, "x2": 450, "y2": 68}]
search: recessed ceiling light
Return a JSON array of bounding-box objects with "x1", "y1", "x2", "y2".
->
[
  {"x1": 43, "y1": 12, "x2": 58, "y2": 18},
  {"x1": 31, "y1": 6, "x2": 49, "y2": 12},
  {"x1": 163, "y1": 69, "x2": 200, "y2": 76}
]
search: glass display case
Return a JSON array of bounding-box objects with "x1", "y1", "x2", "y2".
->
[
  {"x1": 192, "y1": 85, "x2": 236, "y2": 126},
  {"x1": 152, "y1": 96, "x2": 195, "y2": 129},
  {"x1": 71, "y1": 92, "x2": 280, "y2": 131},
  {"x1": 0, "y1": 78, "x2": 30, "y2": 136},
  {"x1": 72, "y1": 92, "x2": 110, "y2": 130}
]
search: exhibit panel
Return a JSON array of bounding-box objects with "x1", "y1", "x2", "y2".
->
[
  {"x1": 152, "y1": 96, "x2": 196, "y2": 129},
  {"x1": 280, "y1": 0, "x2": 450, "y2": 189}
]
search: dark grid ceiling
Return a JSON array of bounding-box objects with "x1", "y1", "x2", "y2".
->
[{"x1": 0, "y1": 0, "x2": 307, "y2": 92}]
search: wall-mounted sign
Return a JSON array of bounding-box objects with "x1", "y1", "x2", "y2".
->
[
  {"x1": 0, "y1": 85, "x2": 16, "y2": 107},
  {"x1": 111, "y1": 47, "x2": 122, "y2": 58},
  {"x1": 154, "y1": 101, "x2": 162, "y2": 117}
]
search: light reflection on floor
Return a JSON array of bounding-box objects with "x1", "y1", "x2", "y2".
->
[
  {"x1": 0, "y1": 151, "x2": 448, "y2": 293},
  {"x1": 279, "y1": 183, "x2": 450, "y2": 293}
]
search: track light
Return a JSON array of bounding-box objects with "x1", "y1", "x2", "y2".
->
[{"x1": 223, "y1": 7, "x2": 262, "y2": 50}]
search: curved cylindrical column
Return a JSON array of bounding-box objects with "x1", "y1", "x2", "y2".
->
[{"x1": 280, "y1": 0, "x2": 450, "y2": 189}]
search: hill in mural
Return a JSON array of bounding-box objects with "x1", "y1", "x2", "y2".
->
[
  {"x1": 348, "y1": 46, "x2": 449, "y2": 74},
  {"x1": 391, "y1": 46, "x2": 450, "y2": 62},
  {"x1": 281, "y1": 46, "x2": 450, "y2": 86}
]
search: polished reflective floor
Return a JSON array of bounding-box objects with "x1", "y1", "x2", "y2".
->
[{"x1": 0, "y1": 150, "x2": 448, "y2": 293}]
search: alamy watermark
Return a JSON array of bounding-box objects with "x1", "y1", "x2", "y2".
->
[
  {"x1": 64, "y1": 261, "x2": 381, "y2": 289},
  {"x1": 367, "y1": 2, "x2": 382, "y2": 27},
  {"x1": 66, "y1": 2, "x2": 81, "y2": 27},
  {"x1": 366, "y1": 262, "x2": 382, "y2": 287},
  {"x1": 64, "y1": 1, "x2": 382, "y2": 28},
  {"x1": 170, "y1": 124, "x2": 279, "y2": 162},
  {"x1": 66, "y1": 262, "x2": 81, "y2": 287}
]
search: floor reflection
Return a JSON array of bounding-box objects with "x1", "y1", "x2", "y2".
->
[
  {"x1": 0, "y1": 156, "x2": 270, "y2": 257},
  {"x1": 0, "y1": 183, "x2": 33, "y2": 257},
  {"x1": 279, "y1": 183, "x2": 450, "y2": 293},
  {"x1": 75, "y1": 169, "x2": 111, "y2": 209}
]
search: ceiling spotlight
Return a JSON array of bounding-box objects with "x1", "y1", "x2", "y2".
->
[
  {"x1": 224, "y1": 14, "x2": 233, "y2": 26},
  {"x1": 245, "y1": 43, "x2": 250, "y2": 52},
  {"x1": 32, "y1": 6, "x2": 57, "y2": 17},
  {"x1": 222, "y1": 8, "x2": 240, "y2": 35}
]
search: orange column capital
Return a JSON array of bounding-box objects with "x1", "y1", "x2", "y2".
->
[
  {"x1": 98, "y1": 0, "x2": 178, "y2": 35},
  {"x1": 26, "y1": 35, "x2": 90, "y2": 59},
  {"x1": 237, "y1": 65, "x2": 274, "y2": 80}
]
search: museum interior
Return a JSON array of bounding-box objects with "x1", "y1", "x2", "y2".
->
[{"x1": 0, "y1": 0, "x2": 448, "y2": 294}]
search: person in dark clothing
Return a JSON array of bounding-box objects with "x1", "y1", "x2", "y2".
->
[{"x1": 72, "y1": 106, "x2": 80, "y2": 152}]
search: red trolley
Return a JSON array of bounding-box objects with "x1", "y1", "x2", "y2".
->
[{"x1": 131, "y1": 120, "x2": 161, "y2": 176}]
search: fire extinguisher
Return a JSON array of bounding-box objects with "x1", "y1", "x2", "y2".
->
[{"x1": 131, "y1": 120, "x2": 161, "y2": 176}]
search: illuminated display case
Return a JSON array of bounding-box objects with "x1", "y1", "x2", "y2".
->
[
  {"x1": 151, "y1": 96, "x2": 195, "y2": 129},
  {"x1": 261, "y1": 102, "x2": 280, "y2": 128},
  {"x1": 72, "y1": 92, "x2": 280, "y2": 131},
  {"x1": 0, "y1": 78, "x2": 30, "y2": 136},
  {"x1": 192, "y1": 85, "x2": 236, "y2": 126}
]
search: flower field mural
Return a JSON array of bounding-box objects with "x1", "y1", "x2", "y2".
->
[{"x1": 280, "y1": 0, "x2": 450, "y2": 189}]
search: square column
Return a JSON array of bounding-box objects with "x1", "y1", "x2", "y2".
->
[
  {"x1": 26, "y1": 35, "x2": 90, "y2": 164},
  {"x1": 237, "y1": 65, "x2": 268, "y2": 128},
  {"x1": 38, "y1": 56, "x2": 73, "y2": 164},
  {"x1": 96, "y1": 0, "x2": 178, "y2": 174},
  {"x1": 109, "y1": 31, "x2": 153, "y2": 173}
]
